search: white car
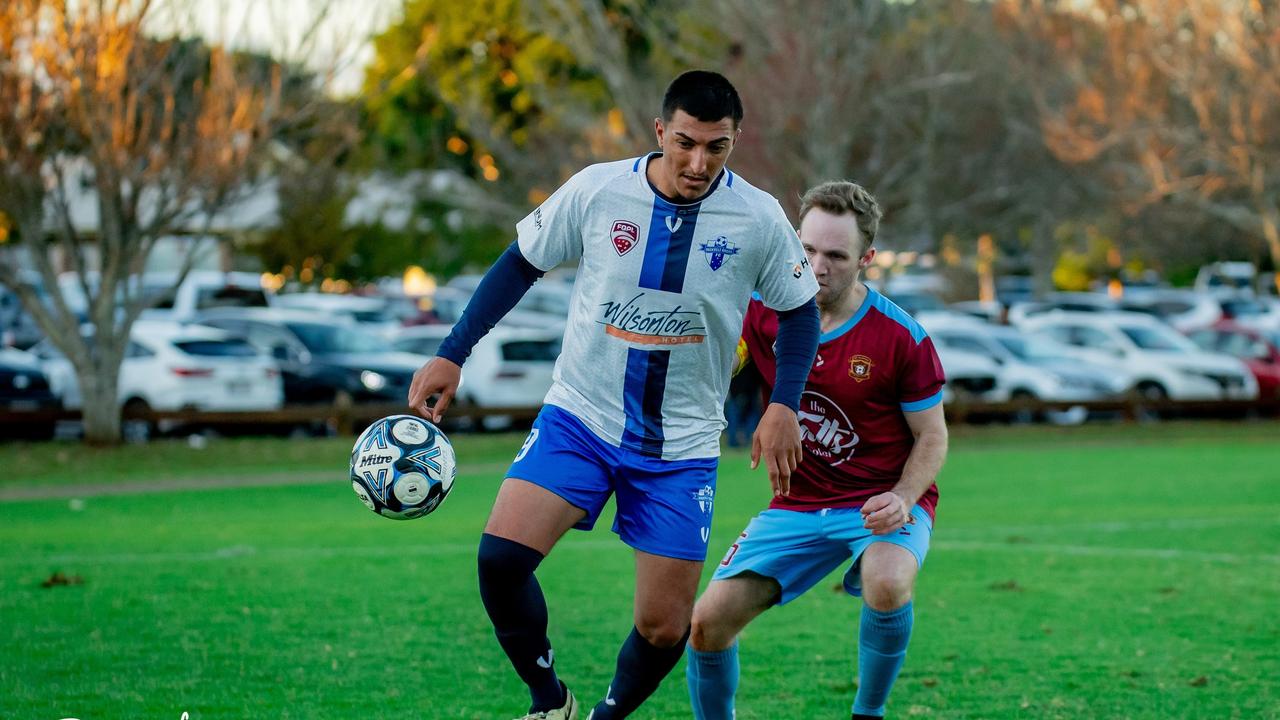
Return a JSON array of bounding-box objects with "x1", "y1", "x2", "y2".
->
[
  {"x1": 31, "y1": 320, "x2": 283, "y2": 432},
  {"x1": 273, "y1": 292, "x2": 403, "y2": 338},
  {"x1": 391, "y1": 324, "x2": 560, "y2": 429},
  {"x1": 1019, "y1": 312, "x2": 1257, "y2": 401},
  {"x1": 1116, "y1": 289, "x2": 1223, "y2": 333},
  {"x1": 932, "y1": 346, "x2": 1000, "y2": 404},
  {"x1": 927, "y1": 317, "x2": 1130, "y2": 402}
]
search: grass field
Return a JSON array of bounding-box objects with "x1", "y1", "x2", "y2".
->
[{"x1": 2, "y1": 421, "x2": 1278, "y2": 719}]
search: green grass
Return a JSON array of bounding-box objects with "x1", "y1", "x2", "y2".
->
[{"x1": 2, "y1": 421, "x2": 1278, "y2": 719}]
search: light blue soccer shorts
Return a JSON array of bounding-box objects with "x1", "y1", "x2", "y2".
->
[
  {"x1": 711, "y1": 505, "x2": 933, "y2": 604},
  {"x1": 506, "y1": 404, "x2": 719, "y2": 562}
]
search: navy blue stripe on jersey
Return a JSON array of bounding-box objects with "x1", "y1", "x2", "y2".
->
[
  {"x1": 620, "y1": 347, "x2": 671, "y2": 456},
  {"x1": 638, "y1": 197, "x2": 701, "y2": 293}
]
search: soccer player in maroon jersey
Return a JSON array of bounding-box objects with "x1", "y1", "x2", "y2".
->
[{"x1": 685, "y1": 181, "x2": 949, "y2": 720}]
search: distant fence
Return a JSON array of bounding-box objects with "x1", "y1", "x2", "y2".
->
[{"x1": 1, "y1": 396, "x2": 1278, "y2": 439}]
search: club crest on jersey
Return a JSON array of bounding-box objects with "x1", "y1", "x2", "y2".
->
[
  {"x1": 611, "y1": 220, "x2": 639, "y2": 256},
  {"x1": 692, "y1": 485, "x2": 715, "y2": 514},
  {"x1": 699, "y1": 236, "x2": 739, "y2": 271},
  {"x1": 848, "y1": 354, "x2": 874, "y2": 382}
]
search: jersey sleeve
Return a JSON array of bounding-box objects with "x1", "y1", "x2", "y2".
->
[
  {"x1": 898, "y1": 335, "x2": 947, "y2": 412},
  {"x1": 515, "y1": 170, "x2": 588, "y2": 272},
  {"x1": 753, "y1": 202, "x2": 819, "y2": 312}
]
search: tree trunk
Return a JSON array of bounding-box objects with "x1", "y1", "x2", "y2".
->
[
  {"x1": 78, "y1": 362, "x2": 122, "y2": 446},
  {"x1": 1261, "y1": 206, "x2": 1280, "y2": 276},
  {"x1": 1030, "y1": 214, "x2": 1057, "y2": 299}
]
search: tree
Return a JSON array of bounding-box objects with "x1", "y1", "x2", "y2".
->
[
  {"x1": 0, "y1": 0, "x2": 332, "y2": 444},
  {"x1": 1000, "y1": 0, "x2": 1280, "y2": 271}
]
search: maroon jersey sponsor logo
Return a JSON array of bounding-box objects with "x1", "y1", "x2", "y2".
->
[
  {"x1": 848, "y1": 354, "x2": 874, "y2": 382},
  {"x1": 611, "y1": 220, "x2": 639, "y2": 256},
  {"x1": 797, "y1": 391, "x2": 860, "y2": 467}
]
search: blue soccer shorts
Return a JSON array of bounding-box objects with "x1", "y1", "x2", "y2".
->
[
  {"x1": 711, "y1": 505, "x2": 933, "y2": 604},
  {"x1": 506, "y1": 404, "x2": 719, "y2": 562}
]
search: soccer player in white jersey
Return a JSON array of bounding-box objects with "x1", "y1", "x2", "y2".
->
[{"x1": 408, "y1": 70, "x2": 820, "y2": 720}]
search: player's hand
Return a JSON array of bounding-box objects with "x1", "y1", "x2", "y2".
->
[
  {"x1": 861, "y1": 491, "x2": 915, "y2": 535},
  {"x1": 750, "y1": 402, "x2": 803, "y2": 498},
  {"x1": 407, "y1": 356, "x2": 461, "y2": 423}
]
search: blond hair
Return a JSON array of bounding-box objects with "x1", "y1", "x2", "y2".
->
[{"x1": 798, "y1": 181, "x2": 883, "y2": 248}]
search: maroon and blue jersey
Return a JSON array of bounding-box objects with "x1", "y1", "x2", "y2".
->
[{"x1": 741, "y1": 289, "x2": 946, "y2": 519}]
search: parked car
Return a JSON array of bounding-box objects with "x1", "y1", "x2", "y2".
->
[
  {"x1": 1116, "y1": 289, "x2": 1222, "y2": 333},
  {"x1": 1020, "y1": 312, "x2": 1257, "y2": 401},
  {"x1": 932, "y1": 346, "x2": 1000, "y2": 404},
  {"x1": 1217, "y1": 294, "x2": 1280, "y2": 333},
  {"x1": 1006, "y1": 291, "x2": 1117, "y2": 326},
  {"x1": 195, "y1": 307, "x2": 427, "y2": 405},
  {"x1": 1195, "y1": 261, "x2": 1257, "y2": 296},
  {"x1": 1, "y1": 274, "x2": 47, "y2": 350},
  {"x1": 1186, "y1": 322, "x2": 1280, "y2": 400},
  {"x1": 273, "y1": 292, "x2": 404, "y2": 338},
  {"x1": 926, "y1": 316, "x2": 1127, "y2": 420},
  {"x1": 0, "y1": 348, "x2": 60, "y2": 439},
  {"x1": 141, "y1": 270, "x2": 271, "y2": 321},
  {"x1": 391, "y1": 324, "x2": 560, "y2": 429},
  {"x1": 31, "y1": 320, "x2": 282, "y2": 438},
  {"x1": 442, "y1": 275, "x2": 570, "y2": 331}
]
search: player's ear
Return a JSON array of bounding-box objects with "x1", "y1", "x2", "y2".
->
[
  {"x1": 859, "y1": 247, "x2": 877, "y2": 269},
  {"x1": 654, "y1": 117, "x2": 665, "y2": 147}
]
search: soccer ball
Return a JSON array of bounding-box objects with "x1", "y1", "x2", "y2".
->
[{"x1": 349, "y1": 414, "x2": 457, "y2": 520}]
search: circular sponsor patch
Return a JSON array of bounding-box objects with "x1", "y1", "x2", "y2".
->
[
  {"x1": 393, "y1": 472, "x2": 430, "y2": 504},
  {"x1": 391, "y1": 418, "x2": 430, "y2": 446}
]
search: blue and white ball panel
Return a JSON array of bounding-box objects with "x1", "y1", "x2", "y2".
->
[
  {"x1": 507, "y1": 405, "x2": 719, "y2": 561},
  {"x1": 712, "y1": 506, "x2": 932, "y2": 604}
]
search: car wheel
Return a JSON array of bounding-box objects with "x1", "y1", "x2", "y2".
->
[
  {"x1": 1136, "y1": 382, "x2": 1168, "y2": 401},
  {"x1": 121, "y1": 398, "x2": 154, "y2": 443},
  {"x1": 1009, "y1": 389, "x2": 1037, "y2": 425}
]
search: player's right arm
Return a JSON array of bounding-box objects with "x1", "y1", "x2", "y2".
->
[{"x1": 409, "y1": 168, "x2": 589, "y2": 421}]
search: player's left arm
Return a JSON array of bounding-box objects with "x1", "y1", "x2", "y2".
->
[{"x1": 862, "y1": 403, "x2": 949, "y2": 535}]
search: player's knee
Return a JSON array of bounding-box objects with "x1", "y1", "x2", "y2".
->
[
  {"x1": 861, "y1": 570, "x2": 914, "y2": 612},
  {"x1": 689, "y1": 612, "x2": 734, "y2": 652},
  {"x1": 476, "y1": 533, "x2": 541, "y2": 589},
  {"x1": 636, "y1": 615, "x2": 690, "y2": 649}
]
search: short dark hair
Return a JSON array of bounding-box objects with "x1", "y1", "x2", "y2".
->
[
  {"x1": 799, "y1": 181, "x2": 883, "y2": 249},
  {"x1": 661, "y1": 70, "x2": 744, "y2": 127}
]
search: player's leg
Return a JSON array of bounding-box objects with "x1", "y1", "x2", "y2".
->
[
  {"x1": 479, "y1": 480, "x2": 587, "y2": 718},
  {"x1": 585, "y1": 453, "x2": 716, "y2": 719},
  {"x1": 587, "y1": 551, "x2": 703, "y2": 719},
  {"x1": 840, "y1": 507, "x2": 932, "y2": 720},
  {"x1": 479, "y1": 408, "x2": 612, "y2": 719},
  {"x1": 686, "y1": 574, "x2": 779, "y2": 720},
  {"x1": 687, "y1": 508, "x2": 846, "y2": 720},
  {"x1": 851, "y1": 542, "x2": 918, "y2": 719}
]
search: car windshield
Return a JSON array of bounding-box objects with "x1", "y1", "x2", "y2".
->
[
  {"x1": 501, "y1": 339, "x2": 559, "y2": 362},
  {"x1": 1117, "y1": 324, "x2": 1192, "y2": 351},
  {"x1": 287, "y1": 323, "x2": 384, "y2": 354},
  {"x1": 197, "y1": 286, "x2": 269, "y2": 311},
  {"x1": 994, "y1": 336, "x2": 1030, "y2": 360},
  {"x1": 1221, "y1": 299, "x2": 1265, "y2": 317}
]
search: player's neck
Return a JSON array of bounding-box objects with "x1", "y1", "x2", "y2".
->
[{"x1": 819, "y1": 281, "x2": 869, "y2": 333}]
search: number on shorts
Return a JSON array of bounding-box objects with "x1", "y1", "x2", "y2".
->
[
  {"x1": 514, "y1": 428, "x2": 540, "y2": 462},
  {"x1": 719, "y1": 531, "x2": 748, "y2": 567}
]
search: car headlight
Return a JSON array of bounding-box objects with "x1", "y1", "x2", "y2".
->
[{"x1": 360, "y1": 370, "x2": 388, "y2": 391}]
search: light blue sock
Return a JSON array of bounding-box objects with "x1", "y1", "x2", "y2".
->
[
  {"x1": 686, "y1": 642, "x2": 739, "y2": 720},
  {"x1": 852, "y1": 601, "x2": 913, "y2": 717}
]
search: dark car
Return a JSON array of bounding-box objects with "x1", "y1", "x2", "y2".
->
[
  {"x1": 194, "y1": 308, "x2": 427, "y2": 405},
  {"x1": 0, "y1": 349, "x2": 60, "y2": 440},
  {"x1": 1187, "y1": 322, "x2": 1280, "y2": 400}
]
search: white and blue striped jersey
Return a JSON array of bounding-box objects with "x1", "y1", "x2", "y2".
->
[{"x1": 516, "y1": 153, "x2": 819, "y2": 460}]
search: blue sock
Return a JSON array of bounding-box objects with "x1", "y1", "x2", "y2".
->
[
  {"x1": 477, "y1": 533, "x2": 564, "y2": 713},
  {"x1": 686, "y1": 643, "x2": 739, "y2": 720},
  {"x1": 590, "y1": 626, "x2": 690, "y2": 719},
  {"x1": 852, "y1": 601, "x2": 913, "y2": 717}
]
